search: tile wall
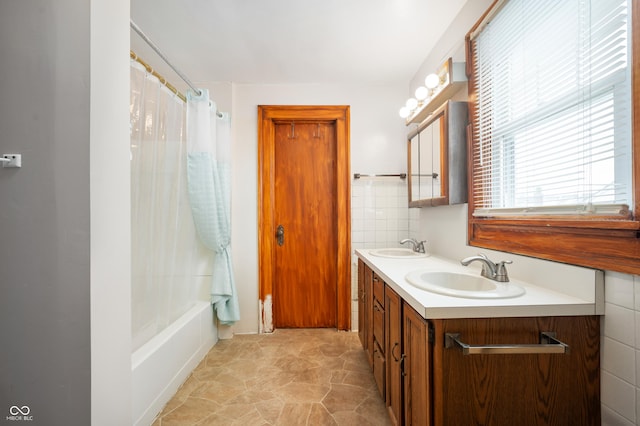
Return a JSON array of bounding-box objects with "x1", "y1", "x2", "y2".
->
[
  {"x1": 602, "y1": 271, "x2": 640, "y2": 425},
  {"x1": 350, "y1": 176, "x2": 419, "y2": 330}
]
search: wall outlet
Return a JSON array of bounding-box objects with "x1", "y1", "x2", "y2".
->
[{"x1": 2, "y1": 154, "x2": 21, "y2": 168}]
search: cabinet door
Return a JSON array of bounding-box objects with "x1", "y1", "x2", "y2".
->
[
  {"x1": 357, "y1": 259, "x2": 366, "y2": 348},
  {"x1": 364, "y1": 265, "x2": 374, "y2": 367},
  {"x1": 373, "y1": 299, "x2": 386, "y2": 399},
  {"x1": 385, "y1": 286, "x2": 403, "y2": 426},
  {"x1": 373, "y1": 299, "x2": 385, "y2": 348},
  {"x1": 403, "y1": 302, "x2": 431, "y2": 426},
  {"x1": 437, "y1": 316, "x2": 600, "y2": 425},
  {"x1": 373, "y1": 339, "x2": 386, "y2": 398}
]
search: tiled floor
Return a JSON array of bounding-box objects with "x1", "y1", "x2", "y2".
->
[{"x1": 152, "y1": 328, "x2": 391, "y2": 425}]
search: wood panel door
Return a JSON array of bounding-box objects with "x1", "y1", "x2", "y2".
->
[
  {"x1": 258, "y1": 106, "x2": 351, "y2": 331},
  {"x1": 273, "y1": 121, "x2": 337, "y2": 327}
]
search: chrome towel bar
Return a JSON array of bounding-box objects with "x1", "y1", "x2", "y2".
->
[
  {"x1": 353, "y1": 173, "x2": 407, "y2": 179},
  {"x1": 445, "y1": 332, "x2": 569, "y2": 355}
]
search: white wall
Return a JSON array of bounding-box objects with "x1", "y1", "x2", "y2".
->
[
  {"x1": 0, "y1": 1, "x2": 130, "y2": 425},
  {"x1": 229, "y1": 83, "x2": 406, "y2": 333},
  {"x1": 91, "y1": 1, "x2": 132, "y2": 424},
  {"x1": 408, "y1": 1, "x2": 640, "y2": 424}
]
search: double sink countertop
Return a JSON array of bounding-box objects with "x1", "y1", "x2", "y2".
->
[{"x1": 356, "y1": 248, "x2": 604, "y2": 319}]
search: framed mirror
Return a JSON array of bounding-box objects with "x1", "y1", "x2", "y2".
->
[{"x1": 407, "y1": 101, "x2": 468, "y2": 207}]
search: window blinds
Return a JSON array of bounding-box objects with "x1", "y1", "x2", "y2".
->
[{"x1": 470, "y1": 0, "x2": 632, "y2": 217}]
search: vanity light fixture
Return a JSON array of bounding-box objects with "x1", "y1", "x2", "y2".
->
[
  {"x1": 424, "y1": 73, "x2": 440, "y2": 90},
  {"x1": 399, "y1": 58, "x2": 467, "y2": 125},
  {"x1": 415, "y1": 86, "x2": 429, "y2": 102}
]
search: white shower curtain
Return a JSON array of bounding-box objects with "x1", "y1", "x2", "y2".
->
[
  {"x1": 130, "y1": 61, "x2": 210, "y2": 351},
  {"x1": 186, "y1": 89, "x2": 239, "y2": 325}
]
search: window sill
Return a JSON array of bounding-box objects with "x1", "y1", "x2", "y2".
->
[{"x1": 469, "y1": 218, "x2": 640, "y2": 275}]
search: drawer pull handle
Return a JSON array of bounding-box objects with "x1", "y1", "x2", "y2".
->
[
  {"x1": 445, "y1": 332, "x2": 569, "y2": 355},
  {"x1": 391, "y1": 342, "x2": 400, "y2": 362}
]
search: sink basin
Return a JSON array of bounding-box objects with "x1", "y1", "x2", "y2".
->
[
  {"x1": 369, "y1": 248, "x2": 429, "y2": 259},
  {"x1": 405, "y1": 270, "x2": 526, "y2": 299}
]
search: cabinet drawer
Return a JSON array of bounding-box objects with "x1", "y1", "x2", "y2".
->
[
  {"x1": 373, "y1": 273, "x2": 385, "y2": 308},
  {"x1": 373, "y1": 300, "x2": 384, "y2": 347}
]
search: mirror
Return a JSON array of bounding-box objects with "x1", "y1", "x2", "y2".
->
[
  {"x1": 407, "y1": 101, "x2": 468, "y2": 207},
  {"x1": 409, "y1": 116, "x2": 442, "y2": 204}
]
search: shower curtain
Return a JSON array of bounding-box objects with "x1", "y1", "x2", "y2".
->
[
  {"x1": 130, "y1": 61, "x2": 209, "y2": 351},
  {"x1": 186, "y1": 89, "x2": 239, "y2": 325}
]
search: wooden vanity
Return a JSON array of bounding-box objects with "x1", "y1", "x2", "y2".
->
[{"x1": 357, "y1": 256, "x2": 601, "y2": 425}]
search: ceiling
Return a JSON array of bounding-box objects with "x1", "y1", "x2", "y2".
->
[{"x1": 130, "y1": 0, "x2": 467, "y2": 89}]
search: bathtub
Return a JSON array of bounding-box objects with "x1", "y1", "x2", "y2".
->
[{"x1": 132, "y1": 301, "x2": 217, "y2": 426}]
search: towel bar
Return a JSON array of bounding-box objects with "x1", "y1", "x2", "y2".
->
[{"x1": 445, "y1": 332, "x2": 569, "y2": 355}]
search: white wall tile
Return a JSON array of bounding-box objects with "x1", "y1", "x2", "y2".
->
[
  {"x1": 602, "y1": 405, "x2": 635, "y2": 426},
  {"x1": 606, "y1": 272, "x2": 636, "y2": 309},
  {"x1": 604, "y1": 303, "x2": 636, "y2": 346},
  {"x1": 602, "y1": 371, "x2": 636, "y2": 423},
  {"x1": 637, "y1": 387, "x2": 640, "y2": 426},
  {"x1": 601, "y1": 271, "x2": 640, "y2": 424},
  {"x1": 635, "y1": 276, "x2": 640, "y2": 312},
  {"x1": 637, "y1": 349, "x2": 640, "y2": 392},
  {"x1": 602, "y1": 337, "x2": 636, "y2": 385}
]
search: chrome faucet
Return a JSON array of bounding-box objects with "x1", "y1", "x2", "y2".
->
[
  {"x1": 399, "y1": 238, "x2": 426, "y2": 253},
  {"x1": 460, "y1": 253, "x2": 512, "y2": 282}
]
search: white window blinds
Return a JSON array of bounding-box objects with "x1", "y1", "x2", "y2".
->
[{"x1": 470, "y1": 0, "x2": 632, "y2": 217}]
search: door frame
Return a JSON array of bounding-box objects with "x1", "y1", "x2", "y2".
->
[{"x1": 257, "y1": 105, "x2": 351, "y2": 332}]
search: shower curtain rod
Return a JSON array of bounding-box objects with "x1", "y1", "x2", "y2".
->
[
  {"x1": 130, "y1": 20, "x2": 202, "y2": 97},
  {"x1": 130, "y1": 50, "x2": 187, "y2": 102},
  {"x1": 130, "y1": 20, "x2": 224, "y2": 117}
]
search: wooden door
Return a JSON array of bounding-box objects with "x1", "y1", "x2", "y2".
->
[
  {"x1": 273, "y1": 121, "x2": 336, "y2": 327},
  {"x1": 258, "y1": 106, "x2": 351, "y2": 332}
]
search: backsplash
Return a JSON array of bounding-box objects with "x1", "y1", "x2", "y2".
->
[
  {"x1": 350, "y1": 176, "x2": 416, "y2": 249},
  {"x1": 601, "y1": 271, "x2": 640, "y2": 425},
  {"x1": 350, "y1": 176, "x2": 418, "y2": 330}
]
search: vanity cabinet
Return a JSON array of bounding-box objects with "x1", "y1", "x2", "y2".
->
[{"x1": 358, "y1": 261, "x2": 601, "y2": 425}]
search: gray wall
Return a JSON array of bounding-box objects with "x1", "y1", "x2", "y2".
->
[{"x1": 0, "y1": 1, "x2": 91, "y2": 424}]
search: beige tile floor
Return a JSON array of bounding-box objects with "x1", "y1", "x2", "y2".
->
[{"x1": 152, "y1": 328, "x2": 391, "y2": 426}]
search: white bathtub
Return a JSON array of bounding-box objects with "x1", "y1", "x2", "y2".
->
[{"x1": 132, "y1": 301, "x2": 217, "y2": 426}]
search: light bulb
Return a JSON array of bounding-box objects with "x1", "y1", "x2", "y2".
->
[
  {"x1": 399, "y1": 107, "x2": 410, "y2": 118},
  {"x1": 415, "y1": 86, "x2": 429, "y2": 101},
  {"x1": 405, "y1": 98, "x2": 418, "y2": 110},
  {"x1": 424, "y1": 73, "x2": 440, "y2": 90}
]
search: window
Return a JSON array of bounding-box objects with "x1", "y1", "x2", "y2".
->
[{"x1": 466, "y1": 0, "x2": 640, "y2": 275}]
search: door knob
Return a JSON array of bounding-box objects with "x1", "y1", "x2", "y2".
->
[{"x1": 276, "y1": 225, "x2": 285, "y2": 246}]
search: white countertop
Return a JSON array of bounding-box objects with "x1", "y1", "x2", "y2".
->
[{"x1": 356, "y1": 249, "x2": 601, "y2": 319}]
